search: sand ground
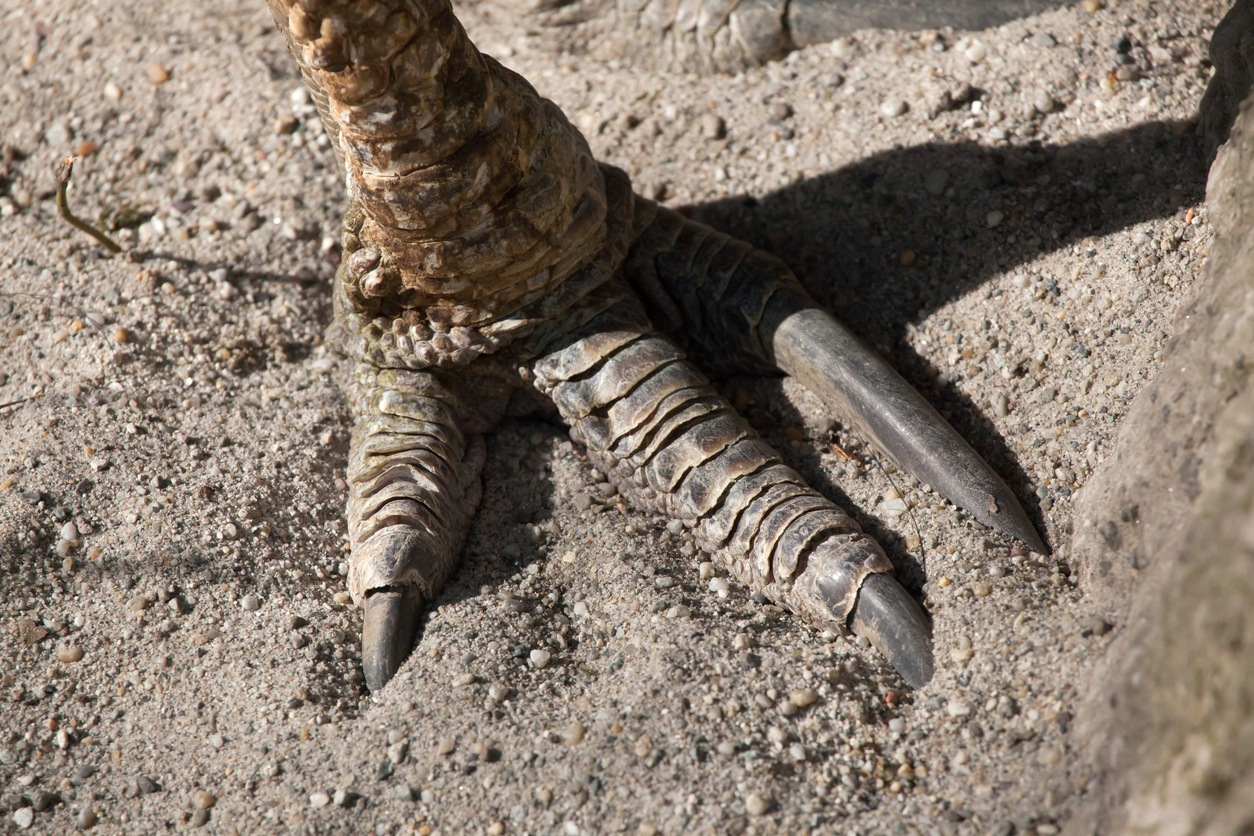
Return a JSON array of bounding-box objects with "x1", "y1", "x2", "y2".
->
[{"x1": 0, "y1": 0, "x2": 1229, "y2": 833}]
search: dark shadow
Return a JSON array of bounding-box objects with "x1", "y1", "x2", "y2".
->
[{"x1": 676, "y1": 119, "x2": 1208, "y2": 553}]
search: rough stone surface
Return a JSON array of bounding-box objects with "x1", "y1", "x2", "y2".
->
[
  {"x1": 1070, "y1": 68, "x2": 1254, "y2": 836},
  {"x1": 1199, "y1": 0, "x2": 1254, "y2": 159}
]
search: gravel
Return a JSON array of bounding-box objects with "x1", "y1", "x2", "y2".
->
[{"x1": 0, "y1": 0, "x2": 1221, "y2": 832}]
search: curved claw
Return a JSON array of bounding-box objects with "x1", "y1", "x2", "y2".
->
[
  {"x1": 846, "y1": 573, "x2": 934, "y2": 689},
  {"x1": 362, "y1": 586, "x2": 423, "y2": 692},
  {"x1": 764, "y1": 289, "x2": 1048, "y2": 555}
]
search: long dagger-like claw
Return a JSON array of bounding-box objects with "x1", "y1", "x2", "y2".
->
[
  {"x1": 362, "y1": 586, "x2": 423, "y2": 693},
  {"x1": 763, "y1": 288, "x2": 1049, "y2": 555},
  {"x1": 842, "y1": 572, "x2": 934, "y2": 689}
]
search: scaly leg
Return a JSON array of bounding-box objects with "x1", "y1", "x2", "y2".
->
[
  {"x1": 533, "y1": 295, "x2": 933, "y2": 687},
  {"x1": 342, "y1": 364, "x2": 487, "y2": 691}
]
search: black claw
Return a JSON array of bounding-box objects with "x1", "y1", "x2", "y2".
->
[
  {"x1": 362, "y1": 586, "x2": 423, "y2": 692},
  {"x1": 765, "y1": 293, "x2": 1048, "y2": 554},
  {"x1": 848, "y1": 573, "x2": 934, "y2": 689}
]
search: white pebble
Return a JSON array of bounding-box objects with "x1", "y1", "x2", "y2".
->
[
  {"x1": 572, "y1": 601, "x2": 589, "y2": 618},
  {"x1": 309, "y1": 792, "x2": 331, "y2": 808},
  {"x1": 709, "y1": 578, "x2": 730, "y2": 597},
  {"x1": 964, "y1": 41, "x2": 988, "y2": 63},
  {"x1": 888, "y1": 717, "x2": 905, "y2": 733},
  {"x1": 529, "y1": 649, "x2": 551, "y2": 668},
  {"x1": 698, "y1": 562, "x2": 715, "y2": 580},
  {"x1": 745, "y1": 792, "x2": 771, "y2": 817},
  {"x1": 879, "y1": 98, "x2": 907, "y2": 118},
  {"x1": 986, "y1": 210, "x2": 1005, "y2": 228},
  {"x1": 240, "y1": 595, "x2": 260, "y2": 612},
  {"x1": 60, "y1": 521, "x2": 79, "y2": 542},
  {"x1": 947, "y1": 696, "x2": 973, "y2": 717}
]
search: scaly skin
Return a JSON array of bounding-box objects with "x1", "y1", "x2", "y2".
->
[
  {"x1": 474, "y1": 0, "x2": 1073, "y2": 75},
  {"x1": 265, "y1": 0, "x2": 1044, "y2": 691}
]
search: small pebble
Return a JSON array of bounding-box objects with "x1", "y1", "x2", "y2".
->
[
  {"x1": 57, "y1": 645, "x2": 84, "y2": 663},
  {"x1": 437, "y1": 737, "x2": 456, "y2": 756},
  {"x1": 964, "y1": 41, "x2": 988, "y2": 63},
  {"x1": 148, "y1": 64, "x2": 169, "y2": 84},
  {"x1": 77, "y1": 807, "x2": 97, "y2": 829},
  {"x1": 12, "y1": 807, "x2": 33, "y2": 829},
  {"x1": 104, "y1": 82, "x2": 122, "y2": 101},
  {"x1": 1037, "y1": 745, "x2": 1062, "y2": 766},
  {"x1": 709, "y1": 577, "x2": 730, "y2": 597},
  {"x1": 529, "y1": 649, "x2": 551, "y2": 668},
  {"x1": 488, "y1": 683, "x2": 508, "y2": 702},
  {"x1": 1082, "y1": 0, "x2": 1102, "y2": 11},
  {"x1": 1034, "y1": 91, "x2": 1056, "y2": 114},
  {"x1": 634, "y1": 735, "x2": 652, "y2": 758},
  {"x1": 744, "y1": 792, "x2": 771, "y2": 817},
  {"x1": 789, "y1": 689, "x2": 818, "y2": 708},
  {"x1": 923, "y1": 169, "x2": 949, "y2": 197},
  {"x1": 986, "y1": 210, "x2": 1005, "y2": 229},
  {"x1": 888, "y1": 718, "x2": 905, "y2": 733},
  {"x1": 698, "y1": 562, "x2": 715, "y2": 580},
  {"x1": 240, "y1": 594, "x2": 260, "y2": 612},
  {"x1": 488, "y1": 823, "x2": 505, "y2": 836},
  {"x1": 564, "y1": 721, "x2": 586, "y2": 745},
  {"x1": 879, "y1": 98, "x2": 907, "y2": 118},
  {"x1": 699, "y1": 112, "x2": 725, "y2": 139},
  {"x1": 732, "y1": 634, "x2": 753, "y2": 650},
  {"x1": 947, "y1": 696, "x2": 972, "y2": 717},
  {"x1": 665, "y1": 604, "x2": 691, "y2": 619},
  {"x1": 1032, "y1": 32, "x2": 1056, "y2": 47},
  {"x1": 309, "y1": 791, "x2": 331, "y2": 808},
  {"x1": 769, "y1": 101, "x2": 792, "y2": 120},
  {"x1": 193, "y1": 790, "x2": 216, "y2": 809}
]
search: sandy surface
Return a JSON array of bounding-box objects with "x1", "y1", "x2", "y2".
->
[{"x1": 0, "y1": 0, "x2": 1227, "y2": 833}]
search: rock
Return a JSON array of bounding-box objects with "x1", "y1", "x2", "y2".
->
[
  {"x1": 744, "y1": 792, "x2": 771, "y2": 816},
  {"x1": 309, "y1": 791, "x2": 331, "y2": 808},
  {"x1": 193, "y1": 790, "x2": 216, "y2": 809},
  {"x1": 698, "y1": 113, "x2": 725, "y2": 139},
  {"x1": 77, "y1": 807, "x2": 96, "y2": 829},
  {"x1": 148, "y1": 64, "x2": 169, "y2": 84},
  {"x1": 924, "y1": 169, "x2": 949, "y2": 196},
  {"x1": 879, "y1": 98, "x2": 907, "y2": 118},
  {"x1": 12, "y1": 807, "x2": 33, "y2": 829},
  {"x1": 789, "y1": 689, "x2": 818, "y2": 708},
  {"x1": 1200, "y1": 0, "x2": 1254, "y2": 159}
]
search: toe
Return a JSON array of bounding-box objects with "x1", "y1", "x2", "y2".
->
[{"x1": 362, "y1": 586, "x2": 424, "y2": 692}]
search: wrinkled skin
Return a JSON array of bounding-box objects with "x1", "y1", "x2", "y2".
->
[{"x1": 264, "y1": 0, "x2": 1046, "y2": 692}]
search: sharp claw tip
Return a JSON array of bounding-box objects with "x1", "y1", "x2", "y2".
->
[
  {"x1": 849, "y1": 573, "x2": 934, "y2": 689},
  {"x1": 362, "y1": 586, "x2": 422, "y2": 693}
]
